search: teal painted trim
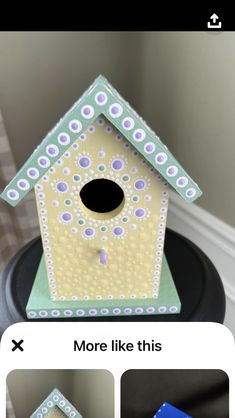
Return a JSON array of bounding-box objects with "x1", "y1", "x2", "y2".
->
[
  {"x1": 0, "y1": 75, "x2": 202, "y2": 207},
  {"x1": 30, "y1": 388, "x2": 83, "y2": 418},
  {"x1": 26, "y1": 254, "x2": 181, "y2": 319}
]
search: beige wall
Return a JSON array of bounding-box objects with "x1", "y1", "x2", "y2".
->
[
  {"x1": 0, "y1": 31, "x2": 234, "y2": 226},
  {"x1": 7, "y1": 369, "x2": 114, "y2": 418},
  {"x1": 139, "y1": 32, "x2": 235, "y2": 227}
]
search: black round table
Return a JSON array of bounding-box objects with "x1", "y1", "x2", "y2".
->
[{"x1": 0, "y1": 229, "x2": 226, "y2": 335}]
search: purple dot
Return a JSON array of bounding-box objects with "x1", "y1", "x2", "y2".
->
[
  {"x1": 29, "y1": 169, "x2": 35, "y2": 176},
  {"x1": 135, "y1": 208, "x2": 145, "y2": 218},
  {"x1": 71, "y1": 122, "x2": 78, "y2": 130},
  {"x1": 146, "y1": 144, "x2": 154, "y2": 152},
  {"x1": 84, "y1": 107, "x2": 90, "y2": 115},
  {"x1": 187, "y1": 189, "x2": 194, "y2": 196},
  {"x1": 97, "y1": 93, "x2": 106, "y2": 103},
  {"x1": 178, "y1": 178, "x2": 186, "y2": 185},
  {"x1": 135, "y1": 132, "x2": 142, "y2": 139},
  {"x1": 9, "y1": 191, "x2": 16, "y2": 198},
  {"x1": 39, "y1": 158, "x2": 47, "y2": 166},
  {"x1": 112, "y1": 160, "x2": 123, "y2": 170},
  {"x1": 57, "y1": 182, "x2": 68, "y2": 192},
  {"x1": 19, "y1": 181, "x2": 26, "y2": 188},
  {"x1": 113, "y1": 227, "x2": 123, "y2": 236},
  {"x1": 48, "y1": 147, "x2": 56, "y2": 155},
  {"x1": 111, "y1": 106, "x2": 119, "y2": 114},
  {"x1": 157, "y1": 155, "x2": 164, "y2": 162},
  {"x1": 124, "y1": 120, "x2": 131, "y2": 128},
  {"x1": 62, "y1": 212, "x2": 72, "y2": 221},
  {"x1": 85, "y1": 228, "x2": 94, "y2": 236},
  {"x1": 60, "y1": 135, "x2": 67, "y2": 143},
  {"x1": 135, "y1": 180, "x2": 145, "y2": 190},
  {"x1": 168, "y1": 167, "x2": 175, "y2": 174},
  {"x1": 79, "y1": 157, "x2": 90, "y2": 168}
]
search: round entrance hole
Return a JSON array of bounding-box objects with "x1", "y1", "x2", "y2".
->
[{"x1": 80, "y1": 179, "x2": 125, "y2": 214}]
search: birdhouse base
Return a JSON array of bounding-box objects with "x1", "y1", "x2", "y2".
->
[{"x1": 26, "y1": 254, "x2": 181, "y2": 319}]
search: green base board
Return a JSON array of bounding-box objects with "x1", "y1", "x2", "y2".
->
[{"x1": 26, "y1": 254, "x2": 181, "y2": 318}]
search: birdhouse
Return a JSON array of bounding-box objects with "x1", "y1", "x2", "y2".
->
[
  {"x1": 153, "y1": 402, "x2": 192, "y2": 417},
  {"x1": 29, "y1": 388, "x2": 82, "y2": 418},
  {"x1": 0, "y1": 75, "x2": 202, "y2": 319}
]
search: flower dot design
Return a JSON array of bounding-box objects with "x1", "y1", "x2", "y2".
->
[
  {"x1": 81, "y1": 105, "x2": 94, "y2": 119},
  {"x1": 73, "y1": 175, "x2": 81, "y2": 182},
  {"x1": 84, "y1": 227, "x2": 95, "y2": 237},
  {"x1": 176, "y1": 176, "x2": 188, "y2": 188},
  {"x1": 98, "y1": 164, "x2": 106, "y2": 172},
  {"x1": 52, "y1": 200, "x2": 59, "y2": 207},
  {"x1": 69, "y1": 119, "x2": 82, "y2": 133},
  {"x1": 113, "y1": 226, "x2": 124, "y2": 236},
  {"x1": 122, "y1": 117, "x2": 135, "y2": 130},
  {"x1": 112, "y1": 159, "x2": 124, "y2": 171},
  {"x1": 186, "y1": 188, "x2": 196, "y2": 198},
  {"x1": 109, "y1": 103, "x2": 123, "y2": 118},
  {"x1": 27, "y1": 167, "x2": 39, "y2": 179},
  {"x1": 58, "y1": 132, "x2": 70, "y2": 146},
  {"x1": 133, "y1": 128, "x2": 146, "y2": 142},
  {"x1": 144, "y1": 142, "x2": 156, "y2": 154},
  {"x1": 135, "y1": 179, "x2": 146, "y2": 190},
  {"x1": 155, "y1": 152, "x2": 168, "y2": 165},
  {"x1": 61, "y1": 212, "x2": 73, "y2": 222},
  {"x1": 79, "y1": 156, "x2": 91, "y2": 168},
  {"x1": 17, "y1": 179, "x2": 30, "y2": 191},
  {"x1": 98, "y1": 150, "x2": 105, "y2": 158},
  {"x1": 166, "y1": 165, "x2": 178, "y2": 177},
  {"x1": 95, "y1": 91, "x2": 108, "y2": 105},
  {"x1": 135, "y1": 208, "x2": 146, "y2": 218},
  {"x1": 56, "y1": 181, "x2": 69, "y2": 193},
  {"x1": 46, "y1": 144, "x2": 59, "y2": 157},
  {"x1": 7, "y1": 189, "x2": 19, "y2": 200}
]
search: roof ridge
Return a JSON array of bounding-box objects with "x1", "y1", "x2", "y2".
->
[{"x1": 0, "y1": 75, "x2": 202, "y2": 206}]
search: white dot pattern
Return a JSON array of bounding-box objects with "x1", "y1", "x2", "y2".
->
[
  {"x1": 32, "y1": 389, "x2": 82, "y2": 418},
  {"x1": 2, "y1": 75, "x2": 201, "y2": 205}
]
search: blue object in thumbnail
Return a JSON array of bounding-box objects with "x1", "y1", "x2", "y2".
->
[{"x1": 153, "y1": 402, "x2": 192, "y2": 417}]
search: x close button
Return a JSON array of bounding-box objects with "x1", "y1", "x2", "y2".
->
[{"x1": 12, "y1": 339, "x2": 24, "y2": 352}]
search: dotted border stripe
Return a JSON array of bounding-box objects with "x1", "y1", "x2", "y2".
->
[
  {"x1": 0, "y1": 75, "x2": 202, "y2": 207},
  {"x1": 27, "y1": 304, "x2": 180, "y2": 319},
  {"x1": 30, "y1": 388, "x2": 83, "y2": 418}
]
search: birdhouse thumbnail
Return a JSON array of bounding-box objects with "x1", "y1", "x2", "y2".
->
[
  {"x1": 153, "y1": 402, "x2": 192, "y2": 417},
  {"x1": 29, "y1": 388, "x2": 83, "y2": 418},
  {"x1": 0, "y1": 75, "x2": 202, "y2": 319}
]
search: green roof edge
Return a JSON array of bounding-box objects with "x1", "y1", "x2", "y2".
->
[
  {"x1": 0, "y1": 74, "x2": 202, "y2": 207},
  {"x1": 30, "y1": 387, "x2": 83, "y2": 418}
]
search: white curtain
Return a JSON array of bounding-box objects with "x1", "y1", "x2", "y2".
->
[
  {"x1": 6, "y1": 386, "x2": 16, "y2": 418},
  {"x1": 0, "y1": 111, "x2": 39, "y2": 271}
]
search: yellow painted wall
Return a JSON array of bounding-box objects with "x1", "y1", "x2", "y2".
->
[
  {"x1": 35, "y1": 116, "x2": 168, "y2": 301},
  {"x1": 46, "y1": 407, "x2": 67, "y2": 418}
]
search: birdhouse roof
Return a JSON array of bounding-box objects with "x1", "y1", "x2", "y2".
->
[
  {"x1": 30, "y1": 388, "x2": 83, "y2": 418},
  {"x1": 1, "y1": 75, "x2": 202, "y2": 207}
]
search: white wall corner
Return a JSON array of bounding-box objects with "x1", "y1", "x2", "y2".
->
[{"x1": 167, "y1": 190, "x2": 235, "y2": 334}]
